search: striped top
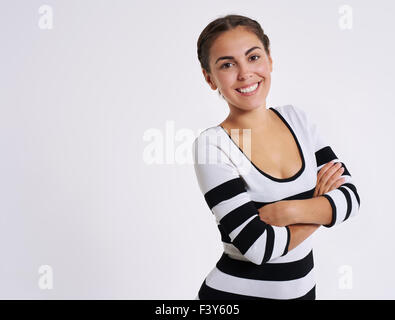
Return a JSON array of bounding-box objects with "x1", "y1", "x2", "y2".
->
[{"x1": 192, "y1": 104, "x2": 361, "y2": 300}]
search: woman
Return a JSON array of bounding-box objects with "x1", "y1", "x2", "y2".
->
[{"x1": 192, "y1": 14, "x2": 361, "y2": 300}]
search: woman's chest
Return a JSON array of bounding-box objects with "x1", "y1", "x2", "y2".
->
[{"x1": 239, "y1": 126, "x2": 303, "y2": 180}]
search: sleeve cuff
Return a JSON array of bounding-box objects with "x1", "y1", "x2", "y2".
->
[
  {"x1": 282, "y1": 226, "x2": 291, "y2": 256},
  {"x1": 322, "y1": 194, "x2": 337, "y2": 228}
]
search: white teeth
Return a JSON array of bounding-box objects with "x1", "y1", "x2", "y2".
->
[{"x1": 237, "y1": 82, "x2": 259, "y2": 93}]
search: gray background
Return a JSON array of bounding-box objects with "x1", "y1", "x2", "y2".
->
[{"x1": 0, "y1": 0, "x2": 393, "y2": 299}]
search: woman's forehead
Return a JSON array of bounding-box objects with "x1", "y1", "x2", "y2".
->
[{"x1": 212, "y1": 29, "x2": 261, "y2": 54}]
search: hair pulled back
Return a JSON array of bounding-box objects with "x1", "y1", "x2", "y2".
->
[{"x1": 197, "y1": 14, "x2": 271, "y2": 74}]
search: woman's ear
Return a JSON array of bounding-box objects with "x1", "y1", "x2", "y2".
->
[
  {"x1": 202, "y1": 68, "x2": 217, "y2": 90},
  {"x1": 268, "y1": 55, "x2": 273, "y2": 72}
]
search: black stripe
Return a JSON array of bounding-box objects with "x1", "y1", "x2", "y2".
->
[
  {"x1": 322, "y1": 194, "x2": 337, "y2": 228},
  {"x1": 338, "y1": 187, "x2": 352, "y2": 221},
  {"x1": 204, "y1": 177, "x2": 246, "y2": 210},
  {"x1": 298, "y1": 285, "x2": 316, "y2": 300},
  {"x1": 220, "y1": 201, "x2": 258, "y2": 233},
  {"x1": 253, "y1": 187, "x2": 315, "y2": 209},
  {"x1": 216, "y1": 250, "x2": 314, "y2": 281},
  {"x1": 198, "y1": 280, "x2": 316, "y2": 300},
  {"x1": 262, "y1": 225, "x2": 275, "y2": 263},
  {"x1": 315, "y1": 146, "x2": 337, "y2": 167},
  {"x1": 340, "y1": 162, "x2": 351, "y2": 176},
  {"x1": 217, "y1": 224, "x2": 231, "y2": 243},
  {"x1": 232, "y1": 216, "x2": 266, "y2": 255},
  {"x1": 282, "y1": 226, "x2": 291, "y2": 256},
  {"x1": 343, "y1": 183, "x2": 360, "y2": 207}
]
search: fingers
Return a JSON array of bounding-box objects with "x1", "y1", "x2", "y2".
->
[
  {"x1": 328, "y1": 176, "x2": 346, "y2": 191},
  {"x1": 316, "y1": 161, "x2": 337, "y2": 196},
  {"x1": 314, "y1": 161, "x2": 335, "y2": 197},
  {"x1": 316, "y1": 161, "x2": 344, "y2": 196},
  {"x1": 319, "y1": 162, "x2": 342, "y2": 186},
  {"x1": 325, "y1": 166, "x2": 344, "y2": 190},
  {"x1": 316, "y1": 160, "x2": 335, "y2": 181}
]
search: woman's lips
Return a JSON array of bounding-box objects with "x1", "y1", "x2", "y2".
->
[{"x1": 235, "y1": 80, "x2": 263, "y2": 96}]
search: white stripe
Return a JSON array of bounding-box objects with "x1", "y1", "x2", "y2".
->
[
  {"x1": 269, "y1": 235, "x2": 313, "y2": 263},
  {"x1": 243, "y1": 229, "x2": 267, "y2": 265},
  {"x1": 342, "y1": 173, "x2": 352, "y2": 184},
  {"x1": 223, "y1": 236, "x2": 313, "y2": 264},
  {"x1": 343, "y1": 184, "x2": 358, "y2": 219},
  {"x1": 222, "y1": 243, "x2": 249, "y2": 261},
  {"x1": 205, "y1": 266, "x2": 316, "y2": 300},
  {"x1": 325, "y1": 188, "x2": 348, "y2": 225},
  {"x1": 271, "y1": 225, "x2": 288, "y2": 259},
  {"x1": 212, "y1": 192, "x2": 251, "y2": 222},
  {"x1": 228, "y1": 215, "x2": 256, "y2": 242}
]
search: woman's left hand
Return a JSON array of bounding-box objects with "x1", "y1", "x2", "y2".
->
[{"x1": 258, "y1": 200, "x2": 295, "y2": 227}]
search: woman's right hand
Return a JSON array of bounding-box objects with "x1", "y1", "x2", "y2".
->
[{"x1": 313, "y1": 161, "x2": 345, "y2": 197}]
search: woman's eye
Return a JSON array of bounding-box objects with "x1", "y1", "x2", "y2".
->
[
  {"x1": 221, "y1": 62, "x2": 232, "y2": 69},
  {"x1": 220, "y1": 55, "x2": 260, "y2": 69}
]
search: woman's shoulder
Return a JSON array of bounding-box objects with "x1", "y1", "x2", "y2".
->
[
  {"x1": 272, "y1": 104, "x2": 311, "y2": 127},
  {"x1": 271, "y1": 104, "x2": 307, "y2": 117},
  {"x1": 194, "y1": 125, "x2": 222, "y2": 139},
  {"x1": 192, "y1": 125, "x2": 224, "y2": 149}
]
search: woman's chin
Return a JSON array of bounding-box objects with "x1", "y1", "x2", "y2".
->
[{"x1": 228, "y1": 100, "x2": 267, "y2": 112}]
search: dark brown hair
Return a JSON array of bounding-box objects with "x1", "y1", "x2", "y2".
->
[{"x1": 197, "y1": 14, "x2": 271, "y2": 74}]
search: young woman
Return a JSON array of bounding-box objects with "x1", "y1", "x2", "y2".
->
[{"x1": 192, "y1": 14, "x2": 361, "y2": 300}]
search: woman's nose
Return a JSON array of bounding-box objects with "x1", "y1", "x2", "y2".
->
[
  {"x1": 237, "y1": 64, "x2": 254, "y2": 81},
  {"x1": 237, "y1": 72, "x2": 253, "y2": 82}
]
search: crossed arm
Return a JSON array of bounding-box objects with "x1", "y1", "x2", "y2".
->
[
  {"x1": 258, "y1": 197, "x2": 332, "y2": 251},
  {"x1": 193, "y1": 123, "x2": 360, "y2": 263},
  {"x1": 258, "y1": 160, "x2": 360, "y2": 252}
]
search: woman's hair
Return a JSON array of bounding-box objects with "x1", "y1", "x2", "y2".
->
[{"x1": 197, "y1": 14, "x2": 271, "y2": 74}]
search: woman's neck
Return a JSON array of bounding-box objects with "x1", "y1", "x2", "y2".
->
[{"x1": 220, "y1": 105, "x2": 273, "y2": 132}]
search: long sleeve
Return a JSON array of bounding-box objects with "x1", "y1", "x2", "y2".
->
[
  {"x1": 192, "y1": 131, "x2": 290, "y2": 264},
  {"x1": 295, "y1": 105, "x2": 361, "y2": 228}
]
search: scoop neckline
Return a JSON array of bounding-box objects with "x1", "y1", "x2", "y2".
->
[{"x1": 217, "y1": 107, "x2": 305, "y2": 182}]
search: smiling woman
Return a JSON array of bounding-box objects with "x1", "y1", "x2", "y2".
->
[
  {"x1": 198, "y1": 17, "x2": 273, "y2": 116},
  {"x1": 192, "y1": 14, "x2": 361, "y2": 300}
]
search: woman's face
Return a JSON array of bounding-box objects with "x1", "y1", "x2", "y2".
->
[{"x1": 203, "y1": 26, "x2": 273, "y2": 112}]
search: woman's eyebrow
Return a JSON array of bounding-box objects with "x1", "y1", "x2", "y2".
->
[{"x1": 215, "y1": 46, "x2": 262, "y2": 64}]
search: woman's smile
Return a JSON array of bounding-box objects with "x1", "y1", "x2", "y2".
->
[{"x1": 235, "y1": 79, "x2": 263, "y2": 96}]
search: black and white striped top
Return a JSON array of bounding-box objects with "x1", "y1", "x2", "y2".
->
[{"x1": 192, "y1": 104, "x2": 361, "y2": 300}]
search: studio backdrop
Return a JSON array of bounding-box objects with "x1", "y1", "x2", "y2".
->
[{"x1": 0, "y1": 0, "x2": 393, "y2": 299}]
